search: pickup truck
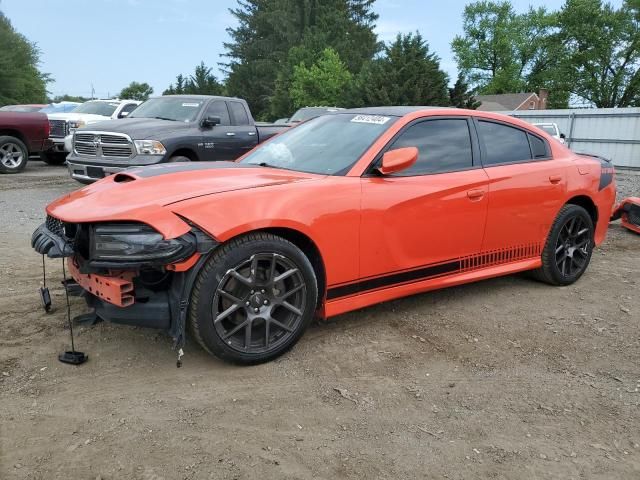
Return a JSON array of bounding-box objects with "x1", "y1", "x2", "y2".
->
[
  {"x1": 65, "y1": 95, "x2": 288, "y2": 183},
  {"x1": 41, "y1": 99, "x2": 141, "y2": 165},
  {"x1": 0, "y1": 111, "x2": 51, "y2": 173}
]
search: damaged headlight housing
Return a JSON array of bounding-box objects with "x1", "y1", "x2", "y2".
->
[{"x1": 91, "y1": 223, "x2": 194, "y2": 264}]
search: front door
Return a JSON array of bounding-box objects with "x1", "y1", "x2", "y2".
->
[
  {"x1": 359, "y1": 117, "x2": 489, "y2": 286},
  {"x1": 200, "y1": 101, "x2": 237, "y2": 161}
]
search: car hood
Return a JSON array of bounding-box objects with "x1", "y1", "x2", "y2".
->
[
  {"x1": 76, "y1": 117, "x2": 191, "y2": 139},
  {"x1": 47, "y1": 112, "x2": 110, "y2": 122},
  {"x1": 46, "y1": 162, "x2": 321, "y2": 236}
]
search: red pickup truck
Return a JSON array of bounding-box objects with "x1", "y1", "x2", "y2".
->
[{"x1": 0, "y1": 111, "x2": 51, "y2": 173}]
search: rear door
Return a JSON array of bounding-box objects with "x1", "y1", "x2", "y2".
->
[
  {"x1": 227, "y1": 101, "x2": 259, "y2": 157},
  {"x1": 359, "y1": 117, "x2": 489, "y2": 284},
  {"x1": 476, "y1": 118, "x2": 567, "y2": 254},
  {"x1": 199, "y1": 100, "x2": 237, "y2": 161}
]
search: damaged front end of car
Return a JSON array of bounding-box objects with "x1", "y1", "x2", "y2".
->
[
  {"x1": 31, "y1": 214, "x2": 218, "y2": 354},
  {"x1": 611, "y1": 197, "x2": 640, "y2": 234}
]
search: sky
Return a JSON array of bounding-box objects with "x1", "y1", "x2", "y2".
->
[{"x1": 1, "y1": 0, "x2": 624, "y2": 100}]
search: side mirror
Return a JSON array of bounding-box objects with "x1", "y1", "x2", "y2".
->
[
  {"x1": 118, "y1": 111, "x2": 130, "y2": 118},
  {"x1": 559, "y1": 133, "x2": 566, "y2": 139},
  {"x1": 202, "y1": 115, "x2": 221, "y2": 127},
  {"x1": 377, "y1": 147, "x2": 418, "y2": 175}
]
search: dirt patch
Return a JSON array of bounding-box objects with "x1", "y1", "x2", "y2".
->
[{"x1": 1, "y1": 163, "x2": 639, "y2": 479}]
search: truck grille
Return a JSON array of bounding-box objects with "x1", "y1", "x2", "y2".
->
[
  {"x1": 49, "y1": 120, "x2": 68, "y2": 138},
  {"x1": 74, "y1": 132, "x2": 134, "y2": 158}
]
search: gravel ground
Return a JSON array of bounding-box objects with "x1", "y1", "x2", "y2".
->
[{"x1": 1, "y1": 162, "x2": 639, "y2": 479}]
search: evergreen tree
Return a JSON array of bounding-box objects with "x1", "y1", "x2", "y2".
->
[
  {"x1": 449, "y1": 74, "x2": 480, "y2": 109},
  {"x1": 0, "y1": 11, "x2": 50, "y2": 106},
  {"x1": 223, "y1": 0, "x2": 379, "y2": 120},
  {"x1": 360, "y1": 33, "x2": 450, "y2": 107},
  {"x1": 163, "y1": 64, "x2": 223, "y2": 96}
]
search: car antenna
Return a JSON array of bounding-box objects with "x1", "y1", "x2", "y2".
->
[{"x1": 58, "y1": 257, "x2": 88, "y2": 365}]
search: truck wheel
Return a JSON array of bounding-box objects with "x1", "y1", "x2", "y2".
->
[
  {"x1": 168, "y1": 155, "x2": 191, "y2": 162},
  {"x1": 189, "y1": 232, "x2": 318, "y2": 364},
  {"x1": 0, "y1": 136, "x2": 28, "y2": 173},
  {"x1": 531, "y1": 204, "x2": 594, "y2": 286},
  {"x1": 39, "y1": 150, "x2": 68, "y2": 165}
]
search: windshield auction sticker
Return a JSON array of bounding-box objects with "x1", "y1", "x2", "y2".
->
[
  {"x1": 182, "y1": 103, "x2": 201, "y2": 107},
  {"x1": 350, "y1": 114, "x2": 391, "y2": 125}
]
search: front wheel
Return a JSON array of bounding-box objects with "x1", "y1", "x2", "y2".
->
[
  {"x1": 189, "y1": 233, "x2": 318, "y2": 364},
  {"x1": 532, "y1": 204, "x2": 594, "y2": 285},
  {"x1": 0, "y1": 136, "x2": 28, "y2": 173}
]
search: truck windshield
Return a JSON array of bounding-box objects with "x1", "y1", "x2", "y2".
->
[
  {"x1": 129, "y1": 97, "x2": 204, "y2": 122},
  {"x1": 73, "y1": 101, "x2": 119, "y2": 116},
  {"x1": 241, "y1": 113, "x2": 397, "y2": 175}
]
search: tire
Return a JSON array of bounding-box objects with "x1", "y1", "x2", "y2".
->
[
  {"x1": 189, "y1": 232, "x2": 318, "y2": 364},
  {"x1": 531, "y1": 204, "x2": 594, "y2": 286},
  {"x1": 0, "y1": 136, "x2": 28, "y2": 173},
  {"x1": 39, "y1": 150, "x2": 67, "y2": 165},
  {"x1": 168, "y1": 155, "x2": 191, "y2": 162}
]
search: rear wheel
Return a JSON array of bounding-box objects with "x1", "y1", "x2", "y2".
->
[
  {"x1": 189, "y1": 232, "x2": 318, "y2": 364},
  {"x1": 0, "y1": 136, "x2": 28, "y2": 173},
  {"x1": 39, "y1": 150, "x2": 67, "y2": 165},
  {"x1": 532, "y1": 204, "x2": 594, "y2": 285}
]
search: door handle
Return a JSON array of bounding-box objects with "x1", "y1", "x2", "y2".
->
[
  {"x1": 549, "y1": 175, "x2": 562, "y2": 184},
  {"x1": 247, "y1": 132, "x2": 256, "y2": 136},
  {"x1": 467, "y1": 189, "x2": 485, "y2": 200},
  {"x1": 226, "y1": 132, "x2": 236, "y2": 136}
]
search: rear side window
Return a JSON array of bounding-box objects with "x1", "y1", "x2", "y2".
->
[
  {"x1": 204, "y1": 101, "x2": 230, "y2": 125},
  {"x1": 228, "y1": 102, "x2": 250, "y2": 125},
  {"x1": 528, "y1": 133, "x2": 549, "y2": 159},
  {"x1": 121, "y1": 103, "x2": 138, "y2": 114},
  {"x1": 387, "y1": 119, "x2": 473, "y2": 175},
  {"x1": 478, "y1": 120, "x2": 532, "y2": 165}
]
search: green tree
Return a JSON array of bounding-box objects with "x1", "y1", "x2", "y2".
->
[
  {"x1": 449, "y1": 74, "x2": 480, "y2": 109},
  {"x1": 223, "y1": 0, "x2": 379, "y2": 120},
  {"x1": 556, "y1": 0, "x2": 640, "y2": 107},
  {"x1": 119, "y1": 81, "x2": 153, "y2": 101},
  {"x1": 359, "y1": 33, "x2": 450, "y2": 107},
  {"x1": 49, "y1": 94, "x2": 89, "y2": 103},
  {"x1": 0, "y1": 11, "x2": 50, "y2": 106},
  {"x1": 289, "y1": 48, "x2": 352, "y2": 108},
  {"x1": 451, "y1": 1, "x2": 561, "y2": 101},
  {"x1": 163, "y1": 63, "x2": 223, "y2": 96}
]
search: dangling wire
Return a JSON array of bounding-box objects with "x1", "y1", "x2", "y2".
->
[
  {"x1": 61, "y1": 257, "x2": 75, "y2": 353},
  {"x1": 42, "y1": 254, "x2": 47, "y2": 288}
]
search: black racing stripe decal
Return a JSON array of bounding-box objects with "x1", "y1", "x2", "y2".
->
[
  {"x1": 326, "y1": 260, "x2": 461, "y2": 300},
  {"x1": 599, "y1": 165, "x2": 615, "y2": 191}
]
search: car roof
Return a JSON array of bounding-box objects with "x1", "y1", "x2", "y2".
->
[
  {"x1": 154, "y1": 95, "x2": 245, "y2": 101},
  {"x1": 342, "y1": 106, "x2": 450, "y2": 117}
]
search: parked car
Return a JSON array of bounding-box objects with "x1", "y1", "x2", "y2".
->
[
  {"x1": 40, "y1": 99, "x2": 141, "y2": 165},
  {"x1": 65, "y1": 95, "x2": 289, "y2": 183},
  {"x1": 40, "y1": 102, "x2": 82, "y2": 114},
  {"x1": 33, "y1": 107, "x2": 617, "y2": 364},
  {"x1": 288, "y1": 106, "x2": 344, "y2": 123},
  {"x1": 0, "y1": 111, "x2": 51, "y2": 173},
  {"x1": 533, "y1": 122, "x2": 566, "y2": 143},
  {"x1": 0, "y1": 104, "x2": 48, "y2": 113}
]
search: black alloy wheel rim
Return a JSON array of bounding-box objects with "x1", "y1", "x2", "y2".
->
[
  {"x1": 212, "y1": 253, "x2": 307, "y2": 354},
  {"x1": 555, "y1": 215, "x2": 591, "y2": 277}
]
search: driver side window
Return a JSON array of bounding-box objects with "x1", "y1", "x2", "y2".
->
[
  {"x1": 388, "y1": 119, "x2": 473, "y2": 176},
  {"x1": 204, "y1": 101, "x2": 230, "y2": 126}
]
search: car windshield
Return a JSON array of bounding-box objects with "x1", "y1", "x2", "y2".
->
[
  {"x1": 40, "y1": 103, "x2": 80, "y2": 113},
  {"x1": 73, "y1": 101, "x2": 119, "y2": 116},
  {"x1": 129, "y1": 97, "x2": 204, "y2": 122},
  {"x1": 240, "y1": 113, "x2": 397, "y2": 175},
  {"x1": 289, "y1": 107, "x2": 337, "y2": 123}
]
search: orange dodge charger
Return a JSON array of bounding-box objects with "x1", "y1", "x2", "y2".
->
[{"x1": 33, "y1": 107, "x2": 617, "y2": 364}]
